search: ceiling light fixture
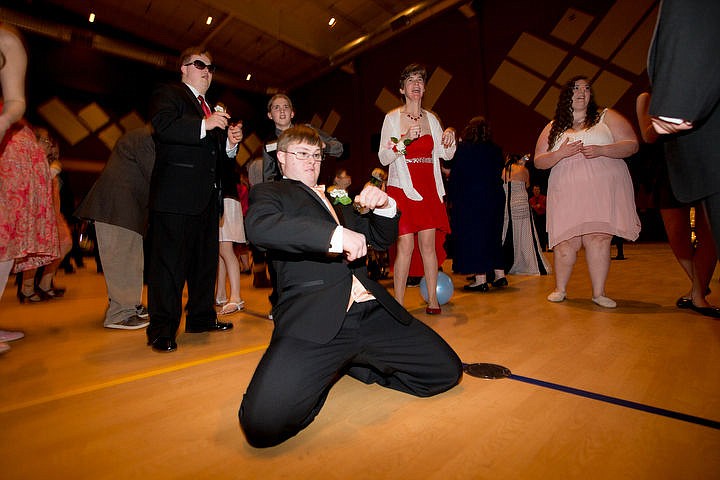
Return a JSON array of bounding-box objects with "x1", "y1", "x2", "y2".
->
[
  {"x1": 89, "y1": 12, "x2": 96, "y2": 23},
  {"x1": 246, "y1": 74, "x2": 252, "y2": 81},
  {"x1": 328, "y1": 17, "x2": 336, "y2": 27},
  {"x1": 206, "y1": 16, "x2": 213, "y2": 25}
]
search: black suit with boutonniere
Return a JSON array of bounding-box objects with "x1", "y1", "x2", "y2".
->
[{"x1": 238, "y1": 177, "x2": 462, "y2": 448}]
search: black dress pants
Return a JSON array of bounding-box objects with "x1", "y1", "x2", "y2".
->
[
  {"x1": 147, "y1": 198, "x2": 219, "y2": 340},
  {"x1": 238, "y1": 300, "x2": 463, "y2": 448}
]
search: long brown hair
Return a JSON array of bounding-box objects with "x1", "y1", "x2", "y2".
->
[{"x1": 547, "y1": 76, "x2": 601, "y2": 150}]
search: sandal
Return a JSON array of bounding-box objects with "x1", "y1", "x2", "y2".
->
[{"x1": 219, "y1": 300, "x2": 245, "y2": 315}]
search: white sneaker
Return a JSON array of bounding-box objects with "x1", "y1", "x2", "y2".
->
[
  {"x1": 547, "y1": 291, "x2": 566, "y2": 302},
  {"x1": 0, "y1": 330, "x2": 25, "y2": 342},
  {"x1": 592, "y1": 296, "x2": 617, "y2": 308}
]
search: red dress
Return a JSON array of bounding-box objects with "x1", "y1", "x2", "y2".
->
[
  {"x1": 0, "y1": 124, "x2": 60, "y2": 272},
  {"x1": 387, "y1": 134, "x2": 450, "y2": 276}
]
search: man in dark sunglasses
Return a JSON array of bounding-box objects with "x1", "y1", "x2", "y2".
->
[{"x1": 146, "y1": 46, "x2": 243, "y2": 353}]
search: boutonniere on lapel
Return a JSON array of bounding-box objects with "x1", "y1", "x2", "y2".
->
[{"x1": 329, "y1": 188, "x2": 352, "y2": 205}]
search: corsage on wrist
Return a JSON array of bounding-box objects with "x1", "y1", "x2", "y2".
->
[
  {"x1": 390, "y1": 136, "x2": 414, "y2": 156},
  {"x1": 329, "y1": 188, "x2": 352, "y2": 205}
]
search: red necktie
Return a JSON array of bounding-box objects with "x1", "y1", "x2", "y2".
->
[{"x1": 198, "y1": 95, "x2": 212, "y2": 118}]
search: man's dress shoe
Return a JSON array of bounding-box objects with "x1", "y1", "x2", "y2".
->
[
  {"x1": 185, "y1": 320, "x2": 234, "y2": 333},
  {"x1": 149, "y1": 336, "x2": 177, "y2": 353}
]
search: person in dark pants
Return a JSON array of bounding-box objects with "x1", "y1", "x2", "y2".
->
[
  {"x1": 146, "y1": 46, "x2": 243, "y2": 352},
  {"x1": 239, "y1": 125, "x2": 462, "y2": 448},
  {"x1": 648, "y1": 0, "x2": 720, "y2": 257}
]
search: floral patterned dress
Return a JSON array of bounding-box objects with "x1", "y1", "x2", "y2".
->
[{"x1": 0, "y1": 124, "x2": 59, "y2": 272}]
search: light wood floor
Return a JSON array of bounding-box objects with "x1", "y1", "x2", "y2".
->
[{"x1": 1, "y1": 242, "x2": 719, "y2": 479}]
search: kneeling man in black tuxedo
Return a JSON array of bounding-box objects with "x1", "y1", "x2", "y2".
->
[{"x1": 239, "y1": 125, "x2": 462, "y2": 448}]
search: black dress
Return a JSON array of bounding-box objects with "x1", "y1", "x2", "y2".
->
[{"x1": 448, "y1": 141, "x2": 505, "y2": 275}]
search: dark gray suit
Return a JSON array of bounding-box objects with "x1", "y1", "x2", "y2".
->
[
  {"x1": 75, "y1": 126, "x2": 155, "y2": 235},
  {"x1": 648, "y1": 0, "x2": 720, "y2": 252},
  {"x1": 239, "y1": 179, "x2": 462, "y2": 448},
  {"x1": 75, "y1": 126, "x2": 155, "y2": 325}
]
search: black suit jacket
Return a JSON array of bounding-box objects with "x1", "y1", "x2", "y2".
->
[
  {"x1": 648, "y1": 0, "x2": 720, "y2": 203},
  {"x1": 245, "y1": 179, "x2": 411, "y2": 344},
  {"x1": 149, "y1": 82, "x2": 229, "y2": 215}
]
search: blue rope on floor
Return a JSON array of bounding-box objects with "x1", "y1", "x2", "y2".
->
[{"x1": 509, "y1": 374, "x2": 720, "y2": 430}]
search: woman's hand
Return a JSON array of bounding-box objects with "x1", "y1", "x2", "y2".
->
[
  {"x1": 581, "y1": 144, "x2": 605, "y2": 158},
  {"x1": 441, "y1": 128, "x2": 456, "y2": 148},
  {"x1": 404, "y1": 124, "x2": 422, "y2": 140},
  {"x1": 557, "y1": 137, "x2": 583, "y2": 158}
]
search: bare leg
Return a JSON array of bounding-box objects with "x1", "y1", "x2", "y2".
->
[
  {"x1": 551, "y1": 237, "x2": 581, "y2": 294},
  {"x1": 660, "y1": 207, "x2": 694, "y2": 298},
  {"x1": 393, "y1": 233, "x2": 414, "y2": 306},
  {"x1": 691, "y1": 204, "x2": 718, "y2": 307},
  {"x1": 582, "y1": 233, "x2": 613, "y2": 299},
  {"x1": 219, "y1": 241, "x2": 242, "y2": 304},
  {"x1": 38, "y1": 234, "x2": 72, "y2": 292},
  {"x1": 37, "y1": 259, "x2": 61, "y2": 292},
  {"x1": 418, "y1": 229, "x2": 439, "y2": 308},
  {"x1": 0, "y1": 260, "x2": 13, "y2": 300},
  {"x1": 216, "y1": 255, "x2": 228, "y2": 304},
  {"x1": 21, "y1": 269, "x2": 36, "y2": 296}
]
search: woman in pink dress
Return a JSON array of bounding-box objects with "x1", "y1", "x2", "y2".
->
[
  {"x1": 379, "y1": 64, "x2": 456, "y2": 314},
  {"x1": 0, "y1": 24, "x2": 59, "y2": 352},
  {"x1": 16, "y1": 128, "x2": 71, "y2": 302},
  {"x1": 534, "y1": 76, "x2": 640, "y2": 308}
]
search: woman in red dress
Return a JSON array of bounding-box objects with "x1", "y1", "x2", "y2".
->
[{"x1": 379, "y1": 64, "x2": 456, "y2": 314}]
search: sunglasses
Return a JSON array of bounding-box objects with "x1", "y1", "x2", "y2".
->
[{"x1": 184, "y1": 59, "x2": 216, "y2": 74}]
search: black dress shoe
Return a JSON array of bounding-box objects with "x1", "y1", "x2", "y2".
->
[
  {"x1": 676, "y1": 297, "x2": 692, "y2": 309},
  {"x1": 464, "y1": 283, "x2": 489, "y2": 292},
  {"x1": 149, "y1": 336, "x2": 177, "y2": 352},
  {"x1": 17, "y1": 289, "x2": 44, "y2": 303},
  {"x1": 492, "y1": 277, "x2": 508, "y2": 288},
  {"x1": 37, "y1": 287, "x2": 65, "y2": 300},
  {"x1": 185, "y1": 320, "x2": 234, "y2": 333},
  {"x1": 688, "y1": 302, "x2": 720, "y2": 319}
]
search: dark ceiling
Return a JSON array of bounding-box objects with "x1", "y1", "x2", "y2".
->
[{"x1": 1, "y1": 0, "x2": 471, "y2": 93}]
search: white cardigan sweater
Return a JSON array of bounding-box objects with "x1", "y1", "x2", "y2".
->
[{"x1": 378, "y1": 107, "x2": 455, "y2": 201}]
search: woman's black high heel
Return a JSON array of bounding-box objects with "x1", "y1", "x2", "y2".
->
[{"x1": 17, "y1": 289, "x2": 44, "y2": 303}]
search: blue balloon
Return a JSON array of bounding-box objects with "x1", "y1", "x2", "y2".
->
[{"x1": 419, "y1": 272, "x2": 454, "y2": 305}]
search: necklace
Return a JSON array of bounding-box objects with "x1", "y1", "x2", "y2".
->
[{"x1": 406, "y1": 111, "x2": 422, "y2": 122}]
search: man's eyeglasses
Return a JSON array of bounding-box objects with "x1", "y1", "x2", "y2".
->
[
  {"x1": 184, "y1": 59, "x2": 216, "y2": 74},
  {"x1": 282, "y1": 150, "x2": 324, "y2": 163}
]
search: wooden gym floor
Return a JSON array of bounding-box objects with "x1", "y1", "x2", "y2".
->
[{"x1": 0, "y1": 242, "x2": 719, "y2": 479}]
